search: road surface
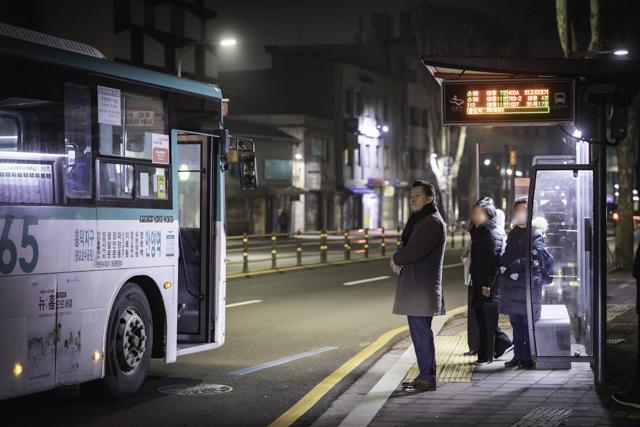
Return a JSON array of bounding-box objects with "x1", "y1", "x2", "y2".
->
[{"x1": 3, "y1": 250, "x2": 467, "y2": 427}]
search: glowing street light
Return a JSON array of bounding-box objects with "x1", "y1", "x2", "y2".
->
[
  {"x1": 381, "y1": 125, "x2": 389, "y2": 133},
  {"x1": 220, "y1": 38, "x2": 237, "y2": 48},
  {"x1": 595, "y1": 48, "x2": 629, "y2": 57},
  {"x1": 177, "y1": 37, "x2": 237, "y2": 77},
  {"x1": 483, "y1": 158, "x2": 491, "y2": 166}
]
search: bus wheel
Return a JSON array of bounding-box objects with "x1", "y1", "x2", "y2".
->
[{"x1": 103, "y1": 282, "x2": 153, "y2": 398}]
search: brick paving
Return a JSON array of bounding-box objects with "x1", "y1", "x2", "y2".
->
[{"x1": 369, "y1": 273, "x2": 640, "y2": 426}]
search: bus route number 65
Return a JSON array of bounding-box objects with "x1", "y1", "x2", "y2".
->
[{"x1": 0, "y1": 215, "x2": 39, "y2": 275}]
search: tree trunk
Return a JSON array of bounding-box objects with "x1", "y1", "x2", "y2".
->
[
  {"x1": 587, "y1": 0, "x2": 603, "y2": 55},
  {"x1": 555, "y1": 0, "x2": 570, "y2": 57},
  {"x1": 615, "y1": 106, "x2": 637, "y2": 270},
  {"x1": 450, "y1": 126, "x2": 467, "y2": 179}
]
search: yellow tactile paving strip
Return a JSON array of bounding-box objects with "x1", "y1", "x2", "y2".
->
[
  {"x1": 403, "y1": 310, "x2": 515, "y2": 384},
  {"x1": 403, "y1": 331, "x2": 476, "y2": 383}
]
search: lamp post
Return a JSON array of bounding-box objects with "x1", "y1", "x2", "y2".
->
[{"x1": 176, "y1": 38, "x2": 236, "y2": 78}]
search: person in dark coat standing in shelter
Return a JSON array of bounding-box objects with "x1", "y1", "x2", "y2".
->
[
  {"x1": 497, "y1": 196, "x2": 551, "y2": 369},
  {"x1": 391, "y1": 180, "x2": 446, "y2": 391},
  {"x1": 469, "y1": 197, "x2": 512, "y2": 364},
  {"x1": 497, "y1": 197, "x2": 533, "y2": 369}
]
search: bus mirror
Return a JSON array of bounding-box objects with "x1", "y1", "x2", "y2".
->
[{"x1": 239, "y1": 152, "x2": 258, "y2": 190}]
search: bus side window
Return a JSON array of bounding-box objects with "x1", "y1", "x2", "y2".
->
[
  {"x1": 136, "y1": 166, "x2": 169, "y2": 201},
  {"x1": 98, "y1": 161, "x2": 134, "y2": 200},
  {"x1": 98, "y1": 90, "x2": 166, "y2": 162},
  {"x1": 64, "y1": 83, "x2": 92, "y2": 200}
]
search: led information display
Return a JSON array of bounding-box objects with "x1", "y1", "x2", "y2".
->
[{"x1": 442, "y1": 79, "x2": 574, "y2": 126}]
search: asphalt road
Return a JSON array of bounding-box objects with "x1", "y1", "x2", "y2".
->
[{"x1": 4, "y1": 250, "x2": 467, "y2": 427}]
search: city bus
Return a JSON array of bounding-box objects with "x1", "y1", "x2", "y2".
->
[{"x1": 0, "y1": 24, "x2": 256, "y2": 399}]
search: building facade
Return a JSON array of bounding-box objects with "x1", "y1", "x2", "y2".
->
[
  {"x1": 231, "y1": 114, "x2": 336, "y2": 231},
  {"x1": 219, "y1": 41, "x2": 430, "y2": 231},
  {"x1": 223, "y1": 118, "x2": 301, "y2": 235}
]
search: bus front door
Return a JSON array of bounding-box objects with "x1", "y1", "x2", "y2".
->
[
  {"x1": 526, "y1": 165, "x2": 595, "y2": 369},
  {"x1": 176, "y1": 131, "x2": 216, "y2": 345}
]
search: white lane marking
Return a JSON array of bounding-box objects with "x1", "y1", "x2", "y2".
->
[
  {"x1": 226, "y1": 299, "x2": 262, "y2": 308},
  {"x1": 343, "y1": 276, "x2": 391, "y2": 286},
  {"x1": 443, "y1": 262, "x2": 463, "y2": 269},
  {"x1": 343, "y1": 262, "x2": 462, "y2": 286},
  {"x1": 228, "y1": 346, "x2": 338, "y2": 376}
]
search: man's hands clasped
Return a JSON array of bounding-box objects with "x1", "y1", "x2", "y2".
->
[{"x1": 390, "y1": 257, "x2": 402, "y2": 275}]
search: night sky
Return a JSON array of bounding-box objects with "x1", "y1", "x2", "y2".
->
[{"x1": 212, "y1": 0, "x2": 564, "y2": 72}]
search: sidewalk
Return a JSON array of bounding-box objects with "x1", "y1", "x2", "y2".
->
[{"x1": 327, "y1": 272, "x2": 639, "y2": 427}]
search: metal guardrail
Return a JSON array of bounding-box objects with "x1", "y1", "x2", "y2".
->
[{"x1": 226, "y1": 226, "x2": 466, "y2": 274}]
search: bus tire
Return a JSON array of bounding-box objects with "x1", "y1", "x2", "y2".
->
[{"x1": 103, "y1": 282, "x2": 153, "y2": 398}]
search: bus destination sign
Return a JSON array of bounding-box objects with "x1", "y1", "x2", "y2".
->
[{"x1": 442, "y1": 79, "x2": 575, "y2": 126}]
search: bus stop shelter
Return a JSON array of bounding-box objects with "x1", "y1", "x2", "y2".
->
[{"x1": 420, "y1": 55, "x2": 640, "y2": 385}]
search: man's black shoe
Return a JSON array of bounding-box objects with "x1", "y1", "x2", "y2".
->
[
  {"x1": 504, "y1": 358, "x2": 519, "y2": 368},
  {"x1": 463, "y1": 350, "x2": 477, "y2": 356},
  {"x1": 475, "y1": 358, "x2": 492, "y2": 365},
  {"x1": 612, "y1": 391, "x2": 640, "y2": 409},
  {"x1": 413, "y1": 379, "x2": 436, "y2": 391},
  {"x1": 402, "y1": 379, "x2": 436, "y2": 392}
]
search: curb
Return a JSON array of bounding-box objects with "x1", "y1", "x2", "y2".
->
[{"x1": 334, "y1": 305, "x2": 468, "y2": 427}]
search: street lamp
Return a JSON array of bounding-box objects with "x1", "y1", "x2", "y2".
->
[
  {"x1": 177, "y1": 38, "x2": 237, "y2": 77},
  {"x1": 594, "y1": 48, "x2": 629, "y2": 57},
  {"x1": 220, "y1": 38, "x2": 237, "y2": 47}
]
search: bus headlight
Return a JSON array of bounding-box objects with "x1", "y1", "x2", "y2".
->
[{"x1": 13, "y1": 363, "x2": 23, "y2": 377}]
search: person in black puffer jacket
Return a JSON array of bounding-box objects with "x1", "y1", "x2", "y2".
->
[
  {"x1": 469, "y1": 197, "x2": 512, "y2": 364},
  {"x1": 498, "y1": 196, "x2": 552, "y2": 369}
]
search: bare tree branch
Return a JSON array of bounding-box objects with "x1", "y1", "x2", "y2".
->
[{"x1": 555, "y1": 0, "x2": 570, "y2": 57}]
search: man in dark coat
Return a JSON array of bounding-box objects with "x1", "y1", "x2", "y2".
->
[{"x1": 391, "y1": 181, "x2": 446, "y2": 391}]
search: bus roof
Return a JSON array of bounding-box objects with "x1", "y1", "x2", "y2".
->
[{"x1": 0, "y1": 24, "x2": 222, "y2": 100}]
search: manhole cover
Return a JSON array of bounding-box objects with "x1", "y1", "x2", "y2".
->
[{"x1": 158, "y1": 383, "x2": 233, "y2": 396}]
